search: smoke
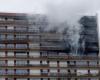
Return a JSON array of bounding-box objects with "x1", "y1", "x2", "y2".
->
[
  {"x1": 42, "y1": 0, "x2": 100, "y2": 55},
  {"x1": 45, "y1": 0, "x2": 100, "y2": 25},
  {"x1": 26, "y1": 0, "x2": 100, "y2": 55}
]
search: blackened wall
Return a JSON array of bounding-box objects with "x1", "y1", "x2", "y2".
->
[{"x1": 79, "y1": 16, "x2": 99, "y2": 56}]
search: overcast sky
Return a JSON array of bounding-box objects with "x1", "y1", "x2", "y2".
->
[
  {"x1": 0, "y1": 0, "x2": 99, "y2": 13},
  {"x1": 0, "y1": 0, "x2": 100, "y2": 25}
]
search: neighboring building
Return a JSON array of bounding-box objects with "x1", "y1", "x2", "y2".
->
[
  {"x1": 0, "y1": 12, "x2": 99, "y2": 80},
  {"x1": 79, "y1": 16, "x2": 99, "y2": 56}
]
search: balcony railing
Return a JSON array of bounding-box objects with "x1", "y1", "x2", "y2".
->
[
  {"x1": 0, "y1": 56, "x2": 99, "y2": 61},
  {"x1": 0, "y1": 20, "x2": 29, "y2": 25},
  {"x1": 0, "y1": 29, "x2": 39, "y2": 33}
]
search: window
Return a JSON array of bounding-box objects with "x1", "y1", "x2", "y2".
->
[
  {"x1": 60, "y1": 69, "x2": 67, "y2": 76},
  {"x1": 48, "y1": 52, "x2": 58, "y2": 56},
  {"x1": 89, "y1": 61, "x2": 97, "y2": 66},
  {"x1": 16, "y1": 60, "x2": 27, "y2": 66},
  {"x1": 30, "y1": 78, "x2": 41, "y2": 80},
  {"x1": 0, "y1": 35, "x2": 5, "y2": 40},
  {"x1": 49, "y1": 61, "x2": 57, "y2": 67},
  {"x1": 7, "y1": 52, "x2": 14, "y2": 56},
  {"x1": 0, "y1": 27, "x2": 6, "y2": 31},
  {"x1": 59, "y1": 61, "x2": 67, "y2": 67},
  {"x1": 50, "y1": 78, "x2": 57, "y2": 80},
  {"x1": 43, "y1": 79, "x2": 48, "y2": 80},
  {"x1": 50, "y1": 69, "x2": 57, "y2": 76},
  {"x1": 76, "y1": 61, "x2": 87, "y2": 66},
  {"x1": 16, "y1": 79, "x2": 27, "y2": 80},
  {"x1": 8, "y1": 60, "x2": 14, "y2": 66},
  {"x1": 0, "y1": 52, "x2": 5, "y2": 57},
  {"x1": 77, "y1": 69, "x2": 88, "y2": 76},
  {"x1": 7, "y1": 18, "x2": 14, "y2": 21},
  {"x1": 41, "y1": 51, "x2": 47, "y2": 57},
  {"x1": 8, "y1": 78, "x2": 14, "y2": 80},
  {"x1": 7, "y1": 34, "x2": 14, "y2": 40},
  {"x1": 29, "y1": 51, "x2": 40, "y2": 57},
  {"x1": 69, "y1": 61, "x2": 75, "y2": 66},
  {"x1": 16, "y1": 35, "x2": 27, "y2": 39},
  {"x1": 15, "y1": 27, "x2": 27, "y2": 32},
  {"x1": 0, "y1": 44, "x2": 5, "y2": 48},
  {"x1": 0, "y1": 18, "x2": 5, "y2": 21},
  {"x1": 41, "y1": 69, "x2": 48, "y2": 75},
  {"x1": 16, "y1": 44, "x2": 27, "y2": 49},
  {"x1": 59, "y1": 53, "x2": 67, "y2": 56},
  {"x1": 7, "y1": 26, "x2": 14, "y2": 30},
  {"x1": 29, "y1": 35, "x2": 39, "y2": 40},
  {"x1": 0, "y1": 69, "x2": 5, "y2": 75},
  {"x1": 29, "y1": 60, "x2": 40, "y2": 66},
  {"x1": 7, "y1": 44, "x2": 14, "y2": 48},
  {"x1": 29, "y1": 43, "x2": 39, "y2": 48},
  {"x1": 7, "y1": 69, "x2": 14, "y2": 75},
  {"x1": 90, "y1": 70, "x2": 99, "y2": 76},
  {"x1": 30, "y1": 70, "x2": 40, "y2": 75},
  {"x1": 42, "y1": 61, "x2": 47, "y2": 65},
  {"x1": 16, "y1": 69, "x2": 28, "y2": 75},
  {"x1": 0, "y1": 61, "x2": 5, "y2": 66},
  {"x1": 60, "y1": 78, "x2": 66, "y2": 80},
  {"x1": 16, "y1": 52, "x2": 27, "y2": 57}
]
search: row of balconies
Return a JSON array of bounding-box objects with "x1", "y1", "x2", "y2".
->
[
  {"x1": 0, "y1": 48, "x2": 65, "y2": 51},
  {"x1": 0, "y1": 73, "x2": 99, "y2": 78},
  {"x1": 0, "y1": 38, "x2": 62, "y2": 43},
  {"x1": 0, "y1": 55, "x2": 99, "y2": 60},
  {"x1": 0, "y1": 29, "x2": 39, "y2": 33},
  {"x1": 0, "y1": 20, "x2": 32, "y2": 25},
  {"x1": 0, "y1": 61, "x2": 99, "y2": 68},
  {"x1": 0, "y1": 66, "x2": 99, "y2": 70}
]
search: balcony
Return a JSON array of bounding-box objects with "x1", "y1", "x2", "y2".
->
[
  {"x1": 0, "y1": 65, "x2": 48, "y2": 69},
  {"x1": 0, "y1": 20, "x2": 29, "y2": 25},
  {"x1": 0, "y1": 30, "x2": 36, "y2": 33},
  {"x1": 47, "y1": 56, "x2": 99, "y2": 60},
  {"x1": 0, "y1": 56, "x2": 99, "y2": 61},
  {"x1": 0, "y1": 75, "x2": 48, "y2": 78}
]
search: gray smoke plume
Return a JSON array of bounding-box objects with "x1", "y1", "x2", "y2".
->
[
  {"x1": 26, "y1": 0, "x2": 100, "y2": 55},
  {"x1": 43, "y1": 0, "x2": 100, "y2": 55}
]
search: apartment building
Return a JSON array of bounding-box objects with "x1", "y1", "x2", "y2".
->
[{"x1": 0, "y1": 12, "x2": 99, "y2": 80}]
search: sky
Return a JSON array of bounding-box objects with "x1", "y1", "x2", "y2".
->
[{"x1": 0, "y1": 0, "x2": 99, "y2": 25}]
